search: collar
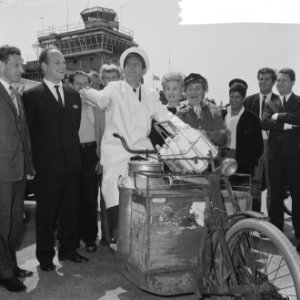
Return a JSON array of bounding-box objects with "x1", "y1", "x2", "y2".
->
[
  {"x1": 43, "y1": 78, "x2": 62, "y2": 89},
  {"x1": 279, "y1": 92, "x2": 292, "y2": 102},
  {"x1": 260, "y1": 92, "x2": 272, "y2": 100}
]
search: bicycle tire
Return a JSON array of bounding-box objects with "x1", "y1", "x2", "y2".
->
[{"x1": 223, "y1": 218, "x2": 300, "y2": 299}]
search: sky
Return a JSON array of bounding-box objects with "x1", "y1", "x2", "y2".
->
[{"x1": 1, "y1": 0, "x2": 300, "y2": 104}]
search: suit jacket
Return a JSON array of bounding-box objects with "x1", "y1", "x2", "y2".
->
[
  {"x1": 0, "y1": 82, "x2": 33, "y2": 181},
  {"x1": 224, "y1": 108, "x2": 263, "y2": 175},
  {"x1": 261, "y1": 92, "x2": 300, "y2": 159},
  {"x1": 22, "y1": 82, "x2": 82, "y2": 174},
  {"x1": 244, "y1": 92, "x2": 279, "y2": 117}
]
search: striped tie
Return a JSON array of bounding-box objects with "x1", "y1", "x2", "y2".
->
[{"x1": 9, "y1": 85, "x2": 19, "y2": 115}]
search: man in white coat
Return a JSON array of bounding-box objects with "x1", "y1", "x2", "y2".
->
[{"x1": 80, "y1": 47, "x2": 183, "y2": 240}]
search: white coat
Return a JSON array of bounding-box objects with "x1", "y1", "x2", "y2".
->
[{"x1": 81, "y1": 80, "x2": 184, "y2": 208}]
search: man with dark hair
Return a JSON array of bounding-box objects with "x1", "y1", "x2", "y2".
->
[
  {"x1": 262, "y1": 68, "x2": 300, "y2": 250},
  {"x1": 244, "y1": 67, "x2": 278, "y2": 213},
  {"x1": 22, "y1": 46, "x2": 88, "y2": 272},
  {"x1": 69, "y1": 70, "x2": 99, "y2": 253},
  {"x1": 0, "y1": 45, "x2": 34, "y2": 292}
]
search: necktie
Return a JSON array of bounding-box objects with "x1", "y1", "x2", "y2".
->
[
  {"x1": 283, "y1": 96, "x2": 287, "y2": 110},
  {"x1": 54, "y1": 85, "x2": 64, "y2": 108},
  {"x1": 133, "y1": 87, "x2": 141, "y2": 102},
  {"x1": 261, "y1": 95, "x2": 266, "y2": 118},
  {"x1": 9, "y1": 85, "x2": 19, "y2": 115}
]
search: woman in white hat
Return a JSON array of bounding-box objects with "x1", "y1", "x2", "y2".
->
[{"x1": 80, "y1": 47, "x2": 184, "y2": 240}]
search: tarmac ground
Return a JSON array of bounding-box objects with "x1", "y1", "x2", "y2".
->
[{"x1": 0, "y1": 192, "x2": 297, "y2": 300}]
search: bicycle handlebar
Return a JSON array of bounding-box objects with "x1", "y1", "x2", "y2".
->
[{"x1": 113, "y1": 133, "x2": 157, "y2": 155}]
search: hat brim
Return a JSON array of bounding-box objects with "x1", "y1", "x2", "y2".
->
[{"x1": 120, "y1": 47, "x2": 149, "y2": 74}]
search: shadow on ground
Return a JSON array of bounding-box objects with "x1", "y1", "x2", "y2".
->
[{"x1": 0, "y1": 202, "x2": 197, "y2": 300}]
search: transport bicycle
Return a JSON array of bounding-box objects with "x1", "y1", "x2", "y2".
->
[{"x1": 113, "y1": 122, "x2": 300, "y2": 299}]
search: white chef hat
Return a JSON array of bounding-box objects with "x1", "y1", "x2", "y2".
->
[{"x1": 119, "y1": 47, "x2": 150, "y2": 74}]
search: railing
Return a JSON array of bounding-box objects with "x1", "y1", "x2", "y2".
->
[
  {"x1": 37, "y1": 22, "x2": 134, "y2": 38},
  {"x1": 58, "y1": 42, "x2": 113, "y2": 55}
]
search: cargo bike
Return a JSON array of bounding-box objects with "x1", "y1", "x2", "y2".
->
[{"x1": 113, "y1": 121, "x2": 300, "y2": 299}]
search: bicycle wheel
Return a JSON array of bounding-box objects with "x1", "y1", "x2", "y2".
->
[
  {"x1": 284, "y1": 196, "x2": 292, "y2": 216},
  {"x1": 224, "y1": 218, "x2": 300, "y2": 299}
]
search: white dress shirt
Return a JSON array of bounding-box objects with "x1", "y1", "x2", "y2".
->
[
  {"x1": 260, "y1": 92, "x2": 272, "y2": 139},
  {"x1": 259, "y1": 92, "x2": 272, "y2": 119},
  {"x1": 225, "y1": 106, "x2": 245, "y2": 149},
  {"x1": 43, "y1": 78, "x2": 65, "y2": 105},
  {"x1": 78, "y1": 101, "x2": 96, "y2": 143}
]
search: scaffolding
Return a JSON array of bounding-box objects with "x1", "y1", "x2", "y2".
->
[
  {"x1": 38, "y1": 6, "x2": 136, "y2": 58},
  {"x1": 24, "y1": 6, "x2": 137, "y2": 79}
]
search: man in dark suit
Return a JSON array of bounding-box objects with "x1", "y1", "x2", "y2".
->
[
  {"x1": 262, "y1": 68, "x2": 300, "y2": 249},
  {"x1": 0, "y1": 45, "x2": 34, "y2": 292},
  {"x1": 244, "y1": 68, "x2": 278, "y2": 213},
  {"x1": 22, "y1": 46, "x2": 88, "y2": 272}
]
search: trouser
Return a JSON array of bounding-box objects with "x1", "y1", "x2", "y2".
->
[
  {"x1": 107, "y1": 205, "x2": 119, "y2": 240},
  {"x1": 102, "y1": 160, "x2": 129, "y2": 209},
  {"x1": 101, "y1": 160, "x2": 129, "y2": 242},
  {"x1": 268, "y1": 154, "x2": 300, "y2": 237},
  {"x1": 250, "y1": 164, "x2": 262, "y2": 212},
  {"x1": 260, "y1": 139, "x2": 271, "y2": 212},
  {"x1": 99, "y1": 173, "x2": 111, "y2": 243},
  {"x1": 80, "y1": 145, "x2": 99, "y2": 245},
  {"x1": 35, "y1": 172, "x2": 80, "y2": 264},
  {"x1": 0, "y1": 180, "x2": 25, "y2": 279}
]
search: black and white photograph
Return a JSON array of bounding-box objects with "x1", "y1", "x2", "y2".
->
[{"x1": 1, "y1": 0, "x2": 300, "y2": 299}]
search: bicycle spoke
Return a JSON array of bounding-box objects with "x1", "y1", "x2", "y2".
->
[{"x1": 222, "y1": 220, "x2": 300, "y2": 300}]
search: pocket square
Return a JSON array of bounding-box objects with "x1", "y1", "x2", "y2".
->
[{"x1": 73, "y1": 105, "x2": 79, "y2": 109}]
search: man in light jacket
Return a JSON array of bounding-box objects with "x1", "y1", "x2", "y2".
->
[{"x1": 80, "y1": 47, "x2": 183, "y2": 241}]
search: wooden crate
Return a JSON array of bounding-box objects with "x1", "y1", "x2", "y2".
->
[{"x1": 125, "y1": 188, "x2": 208, "y2": 295}]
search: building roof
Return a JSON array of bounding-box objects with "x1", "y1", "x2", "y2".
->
[{"x1": 81, "y1": 7, "x2": 117, "y2": 17}]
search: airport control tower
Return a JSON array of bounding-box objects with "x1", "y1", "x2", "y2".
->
[{"x1": 24, "y1": 6, "x2": 137, "y2": 80}]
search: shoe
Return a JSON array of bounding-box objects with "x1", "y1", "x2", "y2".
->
[
  {"x1": 0, "y1": 276, "x2": 26, "y2": 292},
  {"x1": 59, "y1": 252, "x2": 89, "y2": 263},
  {"x1": 85, "y1": 244, "x2": 97, "y2": 253},
  {"x1": 40, "y1": 262, "x2": 56, "y2": 272},
  {"x1": 14, "y1": 267, "x2": 33, "y2": 278},
  {"x1": 109, "y1": 242, "x2": 117, "y2": 252}
]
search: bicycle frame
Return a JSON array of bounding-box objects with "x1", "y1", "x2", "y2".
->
[
  {"x1": 196, "y1": 172, "x2": 261, "y2": 298},
  {"x1": 113, "y1": 132, "x2": 284, "y2": 299}
]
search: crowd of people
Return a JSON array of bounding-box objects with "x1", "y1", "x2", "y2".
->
[{"x1": 0, "y1": 43, "x2": 300, "y2": 293}]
